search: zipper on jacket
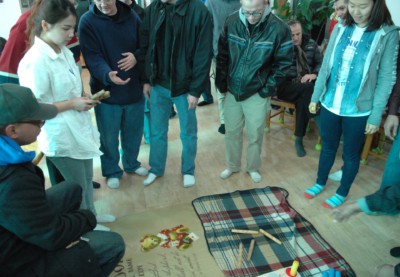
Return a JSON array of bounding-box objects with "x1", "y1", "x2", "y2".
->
[{"x1": 238, "y1": 27, "x2": 252, "y2": 102}]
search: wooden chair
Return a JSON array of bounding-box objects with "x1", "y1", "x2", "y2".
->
[
  {"x1": 360, "y1": 126, "x2": 390, "y2": 164},
  {"x1": 265, "y1": 98, "x2": 296, "y2": 135},
  {"x1": 265, "y1": 97, "x2": 322, "y2": 150}
]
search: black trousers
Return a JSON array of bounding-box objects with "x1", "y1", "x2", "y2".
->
[{"x1": 277, "y1": 80, "x2": 315, "y2": 137}]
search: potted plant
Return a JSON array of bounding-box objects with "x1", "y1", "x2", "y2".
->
[{"x1": 273, "y1": 0, "x2": 333, "y2": 43}]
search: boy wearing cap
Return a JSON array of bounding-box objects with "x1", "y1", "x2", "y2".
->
[{"x1": 0, "y1": 83, "x2": 125, "y2": 276}]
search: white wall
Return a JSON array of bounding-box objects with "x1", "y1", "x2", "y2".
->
[
  {"x1": 387, "y1": 0, "x2": 400, "y2": 27},
  {"x1": 0, "y1": 0, "x2": 23, "y2": 39}
]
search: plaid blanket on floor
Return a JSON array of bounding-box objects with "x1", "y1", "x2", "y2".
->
[{"x1": 192, "y1": 186, "x2": 355, "y2": 277}]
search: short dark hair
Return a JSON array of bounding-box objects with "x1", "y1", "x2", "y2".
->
[
  {"x1": 287, "y1": 19, "x2": 302, "y2": 28},
  {"x1": 344, "y1": 0, "x2": 394, "y2": 32}
]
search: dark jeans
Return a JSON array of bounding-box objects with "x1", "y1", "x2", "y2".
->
[
  {"x1": 317, "y1": 106, "x2": 368, "y2": 196},
  {"x1": 277, "y1": 80, "x2": 315, "y2": 137},
  {"x1": 43, "y1": 182, "x2": 125, "y2": 276},
  {"x1": 201, "y1": 77, "x2": 213, "y2": 103}
]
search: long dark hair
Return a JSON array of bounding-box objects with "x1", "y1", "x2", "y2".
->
[
  {"x1": 343, "y1": 0, "x2": 393, "y2": 32},
  {"x1": 26, "y1": 0, "x2": 77, "y2": 47}
]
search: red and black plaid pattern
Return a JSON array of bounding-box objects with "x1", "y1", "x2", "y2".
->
[{"x1": 192, "y1": 186, "x2": 356, "y2": 277}]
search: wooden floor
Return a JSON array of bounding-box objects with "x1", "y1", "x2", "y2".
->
[{"x1": 38, "y1": 69, "x2": 398, "y2": 276}]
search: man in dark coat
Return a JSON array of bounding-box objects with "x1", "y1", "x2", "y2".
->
[{"x1": 0, "y1": 84, "x2": 125, "y2": 276}]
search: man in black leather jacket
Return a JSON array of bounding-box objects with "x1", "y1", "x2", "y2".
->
[
  {"x1": 215, "y1": 0, "x2": 293, "y2": 183},
  {"x1": 139, "y1": 0, "x2": 213, "y2": 188},
  {"x1": 277, "y1": 19, "x2": 323, "y2": 157}
]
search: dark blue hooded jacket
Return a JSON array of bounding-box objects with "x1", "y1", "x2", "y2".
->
[{"x1": 78, "y1": 1, "x2": 143, "y2": 105}]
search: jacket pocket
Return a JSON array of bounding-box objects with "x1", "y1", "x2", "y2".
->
[
  {"x1": 253, "y1": 41, "x2": 273, "y2": 50},
  {"x1": 227, "y1": 34, "x2": 246, "y2": 46}
]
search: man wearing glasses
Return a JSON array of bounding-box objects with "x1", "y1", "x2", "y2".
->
[
  {"x1": 216, "y1": 0, "x2": 293, "y2": 183},
  {"x1": 0, "y1": 84, "x2": 125, "y2": 276}
]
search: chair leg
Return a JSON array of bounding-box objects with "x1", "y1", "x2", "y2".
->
[
  {"x1": 361, "y1": 134, "x2": 374, "y2": 165},
  {"x1": 264, "y1": 110, "x2": 271, "y2": 132},
  {"x1": 315, "y1": 136, "x2": 322, "y2": 151}
]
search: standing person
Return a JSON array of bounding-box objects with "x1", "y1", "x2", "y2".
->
[
  {"x1": 277, "y1": 19, "x2": 323, "y2": 157},
  {"x1": 322, "y1": 0, "x2": 348, "y2": 55},
  {"x1": 305, "y1": 0, "x2": 399, "y2": 208},
  {"x1": 139, "y1": 0, "x2": 213, "y2": 187},
  {"x1": 0, "y1": 0, "x2": 102, "y2": 190},
  {"x1": 119, "y1": 0, "x2": 145, "y2": 18},
  {"x1": 119, "y1": 0, "x2": 151, "y2": 145},
  {"x1": 79, "y1": 0, "x2": 147, "y2": 189},
  {"x1": 18, "y1": 0, "x2": 114, "y2": 231},
  {"x1": 0, "y1": 11, "x2": 31, "y2": 84},
  {"x1": 0, "y1": 83, "x2": 125, "y2": 277},
  {"x1": 205, "y1": 0, "x2": 241, "y2": 134},
  {"x1": 216, "y1": 0, "x2": 293, "y2": 183}
]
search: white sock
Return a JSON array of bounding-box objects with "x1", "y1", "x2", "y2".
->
[{"x1": 143, "y1": 173, "x2": 157, "y2": 186}]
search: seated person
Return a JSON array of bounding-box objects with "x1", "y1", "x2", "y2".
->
[
  {"x1": 333, "y1": 182, "x2": 400, "y2": 277},
  {"x1": 277, "y1": 19, "x2": 323, "y2": 157},
  {"x1": 0, "y1": 83, "x2": 125, "y2": 276}
]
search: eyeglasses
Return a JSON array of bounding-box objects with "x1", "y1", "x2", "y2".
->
[
  {"x1": 18, "y1": 120, "x2": 46, "y2": 128},
  {"x1": 94, "y1": 0, "x2": 113, "y2": 3},
  {"x1": 241, "y1": 9, "x2": 263, "y2": 18}
]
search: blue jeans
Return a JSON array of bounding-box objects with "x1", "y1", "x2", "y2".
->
[
  {"x1": 317, "y1": 106, "x2": 368, "y2": 196},
  {"x1": 94, "y1": 99, "x2": 144, "y2": 179},
  {"x1": 149, "y1": 85, "x2": 198, "y2": 176},
  {"x1": 144, "y1": 98, "x2": 151, "y2": 144},
  {"x1": 381, "y1": 128, "x2": 400, "y2": 190}
]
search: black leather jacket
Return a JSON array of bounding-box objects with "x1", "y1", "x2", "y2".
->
[
  {"x1": 215, "y1": 6, "x2": 293, "y2": 101},
  {"x1": 285, "y1": 34, "x2": 323, "y2": 81},
  {"x1": 139, "y1": 0, "x2": 213, "y2": 98}
]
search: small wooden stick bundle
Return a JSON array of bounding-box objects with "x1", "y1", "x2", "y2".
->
[{"x1": 90, "y1": 89, "x2": 110, "y2": 101}]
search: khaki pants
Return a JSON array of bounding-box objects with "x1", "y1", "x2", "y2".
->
[{"x1": 224, "y1": 93, "x2": 270, "y2": 172}]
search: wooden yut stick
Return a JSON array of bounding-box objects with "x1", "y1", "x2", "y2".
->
[
  {"x1": 237, "y1": 242, "x2": 244, "y2": 268},
  {"x1": 259, "y1": 228, "x2": 282, "y2": 245},
  {"x1": 246, "y1": 239, "x2": 255, "y2": 261},
  {"x1": 232, "y1": 229, "x2": 259, "y2": 235}
]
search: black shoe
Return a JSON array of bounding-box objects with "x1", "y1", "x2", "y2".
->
[
  {"x1": 170, "y1": 109, "x2": 177, "y2": 119},
  {"x1": 390, "y1": 247, "x2": 400, "y2": 258},
  {"x1": 93, "y1": 181, "x2": 101, "y2": 189},
  {"x1": 218, "y1": 124, "x2": 225, "y2": 134},
  {"x1": 198, "y1": 100, "x2": 213, "y2": 107}
]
